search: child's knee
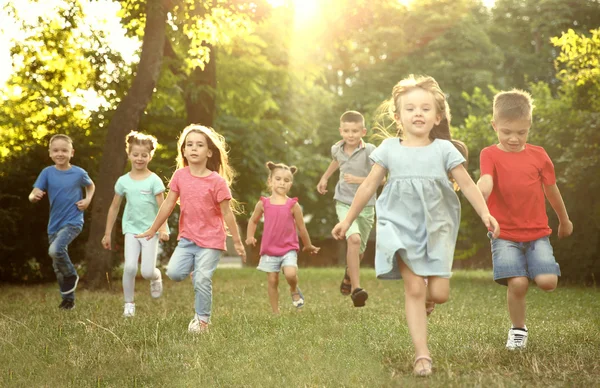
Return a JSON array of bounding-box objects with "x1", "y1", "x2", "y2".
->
[
  {"x1": 48, "y1": 245, "x2": 62, "y2": 260},
  {"x1": 123, "y1": 264, "x2": 138, "y2": 278},
  {"x1": 535, "y1": 274, "x2": 557, "y2": 291},
  {"x1": 166, "y1": 268, "x2": 187, "y2": 282},
  {"x1": 140, "y1": 268, "x2": 155, "y2": 279},
  {"x1": 507, "y1": 277, "x2": 529, "y2": 296},
  {"x1": 347, "y1": 234, "x2": 361, "y2": 247},
  {"x1": 429, "y1": 289, "x2": 449, "y2": 304}
]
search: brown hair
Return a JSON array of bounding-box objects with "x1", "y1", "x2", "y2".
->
[
  {"x1": 375, "y1": 74, "x2": 468, "y2": 162},
  {"x1": 49, "y1": 134, "x2": 73, "y2": 147},
  {"x1": 125, "y1": 130, "x2": 158, "y2": 156},
  {"x1": 493, "y1": 89, "x2": 534, "y2": 123},
  {"x1": 340, "y1": 110, "x2": 365, "y2": 126},
  {"x1": 266, "y1": 161, "x2": 298, "y2": 179}
]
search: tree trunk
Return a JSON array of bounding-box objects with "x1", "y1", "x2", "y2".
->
[
  {"x1": 85, "y1": 0, "x2": 171, "y2": 289},
  {"x1": 185, "y1": 44, "x2": 217, "y2": 126}
]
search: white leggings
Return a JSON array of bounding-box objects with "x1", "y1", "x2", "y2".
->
[{"x1": 123, "y1": 233, "x2": 160, "y2": 303}]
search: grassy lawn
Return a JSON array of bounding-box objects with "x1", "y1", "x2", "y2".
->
[{"x1": 1, "y1": 268, "x2": 598, "y2": 387}]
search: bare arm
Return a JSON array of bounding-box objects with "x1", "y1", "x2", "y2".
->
[
  {"x1": 155, "y1": 193, "x2": 170, "y2": 241},
  {"x1": 451, "y1": 165, "x2": 500, "y2": 237},
  {"x1": 220, "y1": 200, "x2": 247, "y2": 262},
  {"x1": 245, "y1": 200, "x2": 264, "y2": 246},
  {"x1": 331, "y1": 163, "x2": 387, "y2": 239},
  {"x1": 477, "y1": 174, "x2": 493, "y2": 202},
  {"x1": 101, "y1": 194, "x2": 123, "y2": 250},
  {"x1": 317, "y1": 160, "x2": 340, "y2": 194},
  {"x1": 292, "y1": 202, "x2": 320, "y2": 254},
  {"x1": 76, "y1": 182, "x2": 96, "y2": 211},
  {"x1": 29, "y1": 188, "x2": 45, "y2": 203},
  {"x1": 136, "y1": 190, "x2": 178, "y2": 239},
  {"x1": 544, "y1": 183, "x2": 573, "y2": 239}
]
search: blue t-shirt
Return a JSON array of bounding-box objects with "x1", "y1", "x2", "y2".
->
[
  {"x1": 115, "y1": 172, "x2": 167, "y2": 235},
  {"x1": 33, "y1": 165, "x2": 93, "y2": 235}
]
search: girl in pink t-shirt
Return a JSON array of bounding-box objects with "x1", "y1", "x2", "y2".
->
[
  {"x1": 246, "y1": 162, "x2": 320, "y2": 314},
  {"x1": 137, "y1": 125, "x2": 246, "y2": 334}
]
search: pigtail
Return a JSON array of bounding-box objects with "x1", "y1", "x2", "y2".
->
[{"x1": 289, "y1": 166, "x2": 298, "y2": 175}]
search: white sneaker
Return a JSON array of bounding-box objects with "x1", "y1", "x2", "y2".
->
[
  {"x1": 188, "y1": 316, "x2": 209, "y2": 334},
  {"x1": 506, "y1": 327, "x2": 528, "y2": 350},
  {"x1": 150, "y1": 272, "x2": 163, "y2": 299},
  {"x1": 123, "y1": 303, "x2": 135, "y2": 318}
]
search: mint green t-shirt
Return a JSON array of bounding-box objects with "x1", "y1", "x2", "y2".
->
[{"x1": 115, "y1": 172, "x2": 168, "y2": 235}]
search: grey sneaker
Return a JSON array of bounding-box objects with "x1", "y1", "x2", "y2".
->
[
  {"x1": 188, "y1": 316, "x2": 209, "y2": 334},
  {"x1": 506, "y1": 327, "x2": 528, "y2": 350},
  {"x1": 150, "y1": 272, "x2": 163, "y2": 299},
  {"x1": 123, "y1": 302, "x2": 135, "y2": 318}
]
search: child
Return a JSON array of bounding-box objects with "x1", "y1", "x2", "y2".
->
[
  {"x1": 136, "y1": 124, "x2": 246, "y2": 333},
  {"x1": 317, "y1": 111, "x2": 376, "y2": 307},
  {"x1": 477, "y1": 89, "x2": 573, "y2": 350},
  {"x1": 29, "y1": 134, "x2": 95, "y2": 310},
  {"x1": 332, "y1": 75, "x2": 499, "y2": 377},
  {"x1": 246, "y1": 162, "x2": 320, "y2": 314},
  {"x1": 102, "y1": 131, "x2": 170, "y2": 317}
]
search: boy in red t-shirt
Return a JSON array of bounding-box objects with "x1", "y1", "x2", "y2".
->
[{"x1": 477, "y1": 90, "x2": 573, "y2": 350}]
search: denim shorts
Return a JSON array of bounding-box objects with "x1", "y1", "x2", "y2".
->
[
  {"x1": 489, "y1": 233, "x2": 561, "y2": 286},
  {"x1": 257, "y1": 250, "x2": 298, "y2": 273}
]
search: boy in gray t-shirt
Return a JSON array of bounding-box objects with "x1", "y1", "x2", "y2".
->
[{"x1": 317, "y1": 111, "x2": 376, "y2": 307}]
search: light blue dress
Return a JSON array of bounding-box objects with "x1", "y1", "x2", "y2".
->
[{"x1": 370, "y1": 138, "x2": 466, "y2": 279}]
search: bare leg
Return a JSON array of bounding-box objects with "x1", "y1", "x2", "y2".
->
[
  {"x1": 267, "y1": 272, "x2": 280, "y2": 314},
  {"x1": 507, "y1": 276, "x2": 528, "y2": 328},
  {"x1": 346, "y1": 234, "x2": 362, "y2": 291},
  {"x1": 282, "y1": 266, "x2": 299, "y2": 295}
]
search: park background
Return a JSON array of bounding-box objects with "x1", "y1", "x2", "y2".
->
[{"x1": 1, "y1": 0, "x2": 598, "y2": 286}]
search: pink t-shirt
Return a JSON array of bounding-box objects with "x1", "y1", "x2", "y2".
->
[
  {"x1": 168, "y1": 168, "x2": 232, "y2": 250},
  {"x1": 259, "y1": 196, "x2": 300, "y2": 256},
  {"x1": 480, "y1": 144, "x2": 555, "y2": 242}
]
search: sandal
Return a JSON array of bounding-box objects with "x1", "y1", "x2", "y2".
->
[
  {"x1": 340, "y1": 268, "x2": 351, "y2": 296},
  {"x1": 413, "y1": 356, "x2": 432, "y2": 377},
  {"x1": 426, "y1": 301, "x2": 435, "y2": 316},
  {"x1": 351, "y1": 287, "x2": 368, "y2": 307},
  {"x1": 291, "y1": 288, "x2": 304, "y2": 309}
]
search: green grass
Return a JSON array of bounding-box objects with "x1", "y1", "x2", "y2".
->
[{"x1": 1, "y1": 268, "x2": 599, "y2": 387}]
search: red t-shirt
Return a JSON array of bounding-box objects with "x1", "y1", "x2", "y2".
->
[
  {"x1": 168, "y1": 168, "x2": 232, "y2": 250},
  {"x1": 479, "y1": 144, "x2": 555, "y2": 242}
]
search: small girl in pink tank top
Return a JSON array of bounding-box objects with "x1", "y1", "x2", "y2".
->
[{"x1": 246, "y1": 162, "x2": 320, "y2": 313}]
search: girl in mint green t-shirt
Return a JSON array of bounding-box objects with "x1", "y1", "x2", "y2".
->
[{"x1": 102, "y1": 131, "x2": 170, "y2": 318}]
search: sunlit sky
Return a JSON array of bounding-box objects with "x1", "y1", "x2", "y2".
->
[{"x1": 0, "y1": 0, "x2": 497, "y2": 87}]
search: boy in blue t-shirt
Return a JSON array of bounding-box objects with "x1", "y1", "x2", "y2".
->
[{"x1": 29, "y1": 134, "x2": 95, "y2": 310}]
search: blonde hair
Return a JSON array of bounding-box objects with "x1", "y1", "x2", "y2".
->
[
  {"x1": 49, "y1": 134, "x2": 73, "y2": 147},
  {"x1": 375, "y1": 74, "x2": 468, "y2": 162},
  {"x1": 265, "y1": 161, "x2": 297, "y2": 192},
  {"x1": 493, "y1": 89, "x2": 534, "y2": 123},
  {"x1": 340, "y1": 110, "x2": 365, "y2": 126},
  {"x1": 126, "y1": 130, "x2": 158, "y2": 155}
]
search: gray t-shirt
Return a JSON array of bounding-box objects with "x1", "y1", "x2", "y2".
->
[{"x1": 331, "y1": 140, "x2": 377, "y2": 206}]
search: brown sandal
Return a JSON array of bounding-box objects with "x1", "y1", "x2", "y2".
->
[
  {"x1": 413, "y1": 356, "x2": 432, "y2": 377},
  {"x1": 340, "y1": 268, "x2": 351, "y2": 296},
  {"x1": 426, "y1": 301, "x2": 435, "y2": 316}
]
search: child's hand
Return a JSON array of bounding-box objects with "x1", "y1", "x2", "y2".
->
[
  {"x1": 76, "y1": 198, "x2": 91, "y2": 211},
  {"x1": 332, "y1": 222, "x2": 349, "y2": 240},
  {"x1": 482, "y1": 213, "x2": 500, "y2": 238},
  {"x1": 101, "y1": 235, "x2": 111, "y2": 250},
  {"x1": 29, "y1": 189, "x2": 45, "y2": 203},
  {"x1": 245, "y1": 237, "x2": 257, "y2": 246},
  {"x1": 343, "y1": 174, "x2": 361, "y2": 184},
  {"x1": 558, "y1": 220, "x2": 573, "y2": 239},
  {"x1": 135, "y1": 229, "x2": 156, "y2": 241},
  {"x1": 158, "y1": 231, "x2": 170, "y2": 242},
  {"x1": 302, "y1": 245, "x2": 320, "y2": 255},
  {"x1": 234, "y1": 241, "x2": 247, "y2": 263},
  {"x1": 317, "y1": 179, "x2": 328, "y2": 195}
]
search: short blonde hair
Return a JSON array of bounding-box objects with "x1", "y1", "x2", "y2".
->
[
  {"x1": 493, "y1": 89, "x2": 534, "y2": 122},
  {"x1": 49, "y1": 134, "x2": 73, "y2": 147}
]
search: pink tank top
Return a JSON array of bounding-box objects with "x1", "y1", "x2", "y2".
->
[{"x1": 259, "y1": 196, "x2": 299, "y2": 256}]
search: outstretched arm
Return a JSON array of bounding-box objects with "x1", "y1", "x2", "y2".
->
[
  {"x1": 331, "y1": 163, "x2": 386, "y2": 240},
  {"x1": 451, "y1": 165, "x2": 500, "y2": 237},
  {"x1": 245, "y1": 200, "x2": 264, "y2": 246},
  {"x1": 220, "y1": 200, "x2": 247, "y2": 262},
  {"x1": 292, "y1": 203, "x2": 320, "y2": 254},
  {"x1": 317, "y1": 160, "x2": 340, "y2": 194},
  {"x1": 544, "y1": 183, "x2": 573, "y2": 239},
  {"x1": 136, "y1": 190, "x2": 178, "y2": 240}
]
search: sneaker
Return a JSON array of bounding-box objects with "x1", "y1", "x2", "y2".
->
[
  {"x1": 351, "y1": 288, "x2": 368, "y2": 307},
  {"x1": 123, "y1": 302, "x2": 135, "y2": 317},
  {"x1": 291, "y1": 288, "x2": 305, "y2": 309},
  {"x1": 150, "y1": 273, "x2": 163, "y2": 299},
  {"x1": 188, "y1": 316, "x2": 209, "y2": 334},
  {"x1": 506, "y1": 327, "x2": 528, "y2": 350},
  {"x1": 58, "y1": 299, "x2": 75, "y2": 310},
  {"x1": 60, "y1": 274, "x2": 79, "y2": 295}
]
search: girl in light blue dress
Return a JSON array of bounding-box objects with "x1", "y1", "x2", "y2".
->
[{"x1": 332, "y1": 75, "x2": 500, "y2": 377}]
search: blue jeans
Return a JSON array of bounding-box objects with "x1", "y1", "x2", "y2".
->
[
  {"x1": 48, "y1": 224, "x2": 82, "y2": 301},
  {"x1": 166, "y1": 238, "x2": 222, "y2": 322}
]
